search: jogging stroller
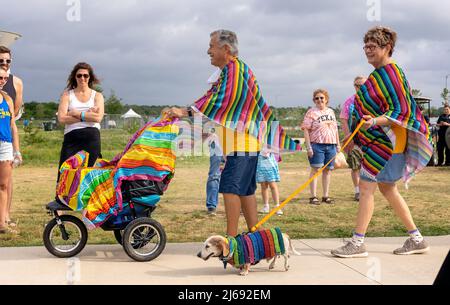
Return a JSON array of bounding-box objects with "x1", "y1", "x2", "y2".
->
[{"x1": 43, "y1": 117, "x2": 179, "y2": 262}]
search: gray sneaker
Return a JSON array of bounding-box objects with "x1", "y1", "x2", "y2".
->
[
  {"x1": 393, "y1": 238, "x2": 429, "y2": 255},
  {"x1": 331, "y1": 241, "x2": 368, "y2": 258},
  {"x1": 207, "y1": 208, "x2": 217, "y2": 216}
]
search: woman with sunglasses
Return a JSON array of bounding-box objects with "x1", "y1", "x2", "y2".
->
[
  {"x1": 0, "y1": 46, "x2": 24, "y2": 229},
  {"x1": 331, "y1": 26, "x2": 432, "y2": 258},
  {"x1": 0, "y1": 68, "x2": 21, "y2": 234},
  {"x1": 301, "y1": 89, "x2": 340, "y2": 205},
  {"x1": 57, "y1": 62, "x2": 104, "y2": 180}
]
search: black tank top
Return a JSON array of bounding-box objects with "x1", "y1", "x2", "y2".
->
[{"x1": 3, "y1": 74, "x2": 16, "y2": 103}]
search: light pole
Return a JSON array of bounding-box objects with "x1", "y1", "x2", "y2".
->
[{"x1": 445, "y1": 74, "x2": 450, "y2": 105}]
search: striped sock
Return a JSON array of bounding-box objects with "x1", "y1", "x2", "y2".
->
[
  {"x1": 408, "y1": 229, "x2": 424, "y2": 243},
  {"x1": 351, "y1": 232, "x2": 365, "y2": 247}
]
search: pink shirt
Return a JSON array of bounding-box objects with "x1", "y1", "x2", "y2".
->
[
  {"x1": 339, "y1": 95, "x2": 355, "y2": 120},
  {"x1": 301, "y1": 107, "x2": 338, "y2": 144}
]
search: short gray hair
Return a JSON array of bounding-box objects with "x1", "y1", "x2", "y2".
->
[{"x1": 210, "y1": 29, "x2": 239, "y2": 56}]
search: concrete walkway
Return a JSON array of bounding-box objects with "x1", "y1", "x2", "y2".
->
[{"x1": 1, "y1": 235, "x2": 448, "y2": 285}]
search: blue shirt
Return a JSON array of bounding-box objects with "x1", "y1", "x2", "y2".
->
[{"x1": 0, "y1": 97, "x2": 12, "y2": 143}]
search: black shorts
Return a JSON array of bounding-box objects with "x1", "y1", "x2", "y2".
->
[
  {"x1": 58, "y1": 127, "x2": 101, "y2": 181},
  {"x1": 219, "y1": 152, "x2": 259, "y2": 196}
]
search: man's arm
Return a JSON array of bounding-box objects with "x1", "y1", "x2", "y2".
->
[
  {"x1": 13, "y1": 75, "x2": 23, "y2": 117},
  {"x1": 165, "y1": 107, "x2": 190, "y2": 118}
]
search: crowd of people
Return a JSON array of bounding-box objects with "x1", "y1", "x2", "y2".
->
[{"x1": 0, "y1": 25, "x2": 440, "y2": 257}]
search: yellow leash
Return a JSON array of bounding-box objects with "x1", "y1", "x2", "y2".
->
[{"x1": 250, "y1": 120, "x2": 366, "y2": 232}]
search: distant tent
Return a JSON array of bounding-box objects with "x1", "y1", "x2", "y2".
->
[
  {"x1": 0, "y1": 30, "x2": 22, "y2": 47},
  {"x1": 121, "y1": 108, "x2": 142, "y2": 119}
]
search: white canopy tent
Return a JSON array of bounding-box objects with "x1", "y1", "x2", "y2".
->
[
  {"x1": 121, "y1": 108, "x2": 142, "y2": 119},
  {"x1": 0, "y1": 30, "x2": 22, "y2": 47}
]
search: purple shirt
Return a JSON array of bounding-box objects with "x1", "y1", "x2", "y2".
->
[{"x1": 339, "y1": 95, "x2": 356, "y2": 120}]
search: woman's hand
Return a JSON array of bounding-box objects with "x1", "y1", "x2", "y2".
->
[
  {"x1": 307, "y1": 148, "x2": 314, "y2": 158},
  {"x1": 68, "y1": 109, "x2": 81, "y2": 119},
  {"x1": 362, "y1": 115, "x2": 376, "y2": 130}
]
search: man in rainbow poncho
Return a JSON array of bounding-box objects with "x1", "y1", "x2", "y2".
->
[
  {"x1": 166, "y1": 30, "x2": 300, "y2": 237},
  {"x1": 331, "y1": 26, "x2": 433, "y2": 258}
]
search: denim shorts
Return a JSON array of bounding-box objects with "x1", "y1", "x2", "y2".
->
[
  {"x1": 360, "y1": 153, "x2": 406, "y2": 183},
  {"x1": 0, "y1": 141, "x2": 13, "y2": 162},
  {"x1": 219, "y1": 152, "x2": 259, "y2": 196},
  {"x1": 308, "y1": 143, "x2": 337, "y2": 169}
]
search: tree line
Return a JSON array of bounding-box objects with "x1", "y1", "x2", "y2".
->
[{"x1": 21, "y1": 90, "x2": 447, "y2": 121}]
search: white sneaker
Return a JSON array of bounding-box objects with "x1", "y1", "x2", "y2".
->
[
  {"x1": 259, "y1": 205, "x2": 270, "y2": 214},
  {"x1": 275, "y1": 205, "x2": 283, "y2": 215}
]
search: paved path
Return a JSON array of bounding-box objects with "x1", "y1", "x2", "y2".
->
[{"x1": 1, "y1": 235, "x2": 448, "y2": 285}]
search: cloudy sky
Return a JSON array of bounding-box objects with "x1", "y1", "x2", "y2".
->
[{"x1": 2, "y1": 0, "x2": 450, "y2": 108}]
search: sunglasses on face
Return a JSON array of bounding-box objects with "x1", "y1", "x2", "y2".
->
[
  {"x1": 0, "y1": 76, "x2": 8, "y2": 81},
  {"x1": 314, "y1": 96, "x2": 326, "y2": 101},
  {"x1": 0, "y1": 59, "x2": 12, "y2": 64},
  {"x1": 76, "y1": 73, "x2": 90, "y2": 79}
]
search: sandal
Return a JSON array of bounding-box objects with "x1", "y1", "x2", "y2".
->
[
  {"x1": 5, "y1": 219, "x2": 18, "y2": 227},
  {"x1": 322, "y1": 197, "x2": 334, "y2": 204},
  {"x1": 309, "y1": 197, "x2": 320, "y2": 205},
  {"x1": 0, "y1": 226, "x2": 18, "y2": 234}
]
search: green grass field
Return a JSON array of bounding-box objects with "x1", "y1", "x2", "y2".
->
[{"x1": 1, "y1": 127, "x2": 449, "y2": 247}]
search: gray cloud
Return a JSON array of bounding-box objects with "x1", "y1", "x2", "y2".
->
[{"x1": 2, "y1": 0, "x2": 450, "y2": 108}]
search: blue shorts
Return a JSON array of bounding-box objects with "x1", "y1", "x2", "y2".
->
[
  {"x1": 219, "y1": 153, "x2": 259, "y2": 196},
  {"x1": 308, "y1": 143, "x2": 337, "y2": 169},
  {"x1": 361, "y1": 153, "x2": 406, "y2": 183}
]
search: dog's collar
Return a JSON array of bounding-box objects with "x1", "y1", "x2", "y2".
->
[{"x1": 220, "y1": 237, "x2": 234, "y2": 269}]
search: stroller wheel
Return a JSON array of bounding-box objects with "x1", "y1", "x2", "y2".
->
[
  {"x1": 43, "y1": 215, "x2": 88, "y2": 258},
  {"x1": 122, "y1": 218, "x2": 166, "y2": 262}
]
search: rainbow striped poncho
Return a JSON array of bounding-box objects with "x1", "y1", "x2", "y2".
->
[
  {"x1": 353, "y1": 63, "x2": 433, "y2": 183},
  {"x1": 56, "y1": 117, "x2": 179, "y2": 228},
  {"x1": 225, "y1": 228, "x2": 286, "y2": 268},
  {"x1": 193, "y1": 57, "x2": 301, "y2": 153}
]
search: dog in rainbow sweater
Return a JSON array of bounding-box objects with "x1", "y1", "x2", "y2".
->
[{"x1": 197, "y1": 228, "x2": 300, "y2": 276}]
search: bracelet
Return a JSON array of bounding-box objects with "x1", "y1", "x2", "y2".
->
[
  {"x1": 81, "y1": 112, "x2": 85, "y2": 122},
  {"x1": 14, "y1": 151, "x2": 21, "y2": 156},
  {"x1": 371, "y1": 117, "x2": 377, "y2": 127}
]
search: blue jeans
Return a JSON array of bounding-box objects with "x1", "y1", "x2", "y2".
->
[
  {"x1": 206, "y1": 155, "x2": 223, "y2": 209},
  {"x1": 308, "y1": 143, "x2": 337, "y2": 169}
]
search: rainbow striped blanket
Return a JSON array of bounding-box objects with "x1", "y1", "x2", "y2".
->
[
  {"x1": 353, "y1": 63, "x2": 432, "y2": 183},
  {"x1": 225, "y1": 228, "x2": 285, "y2": 268},
  {"x1": 193, "y1": 57, "x2": 300, "y2": 153},
  {"x1": 56, "y1": 117, "x2": 179, "y2": 228}
]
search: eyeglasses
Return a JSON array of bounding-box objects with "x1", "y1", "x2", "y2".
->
[
  {"x1": 0, "y1": 59, "x2": 12, "y2": 64},
  {"x1": 363, "y1": 45, "x2": 379, "y2": 51},
  {"x1": 0, "y1": 76, "x2": 8, "y2": 81},
  {"x1": 76, "y1": 73, "x2": 90, "y2": 79},
  {"x1": 314, "y1": 96, "x2": 326, "y2": 101}
]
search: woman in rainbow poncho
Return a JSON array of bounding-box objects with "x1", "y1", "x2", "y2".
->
[{"x1": 331, "y1": 26, "x2": 433, "y2": 258}]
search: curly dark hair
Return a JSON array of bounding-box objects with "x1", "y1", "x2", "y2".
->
[{"x1": 66, "y1": 62, "x2": 100, "y2": 90}]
